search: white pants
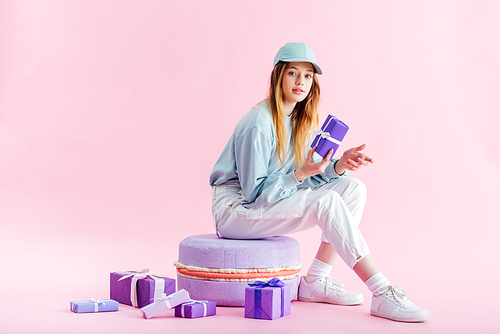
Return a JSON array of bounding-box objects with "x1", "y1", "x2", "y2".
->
[{"x1": 212, "y1": 177, "x2": 371, "y2": 269}]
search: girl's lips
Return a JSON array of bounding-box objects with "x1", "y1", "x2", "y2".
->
[{"x1": 292, "y1": 88, "x2": 304, "y2": 94}]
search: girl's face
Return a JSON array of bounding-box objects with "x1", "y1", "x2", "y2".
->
[{"x1": 281, "y1": 62, "x2": 314, "y2": 107}]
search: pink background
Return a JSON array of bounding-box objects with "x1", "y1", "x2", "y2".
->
[{"x1": 1, "y1": 1, "x2": 499, "y2": 333}]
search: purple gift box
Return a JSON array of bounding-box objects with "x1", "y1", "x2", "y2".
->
[
  {"x1": 244, "y1": 278, "x2": 291, "y2": 320},
  {"x1": 70, "y1": 299, "x2": 119, "y2": 313},
  {"x1": 175, "y1": 300, "x2": 217, "y2": 319},
  {"x1": 141, "y1": 289, "x2": 191, "y2": 319},
  {"x1": 110, "y1": 268, "x2": 175, "y2": 308},
  {"x1": 310, "y1": 115, "x2": 349, "y2": 160}
]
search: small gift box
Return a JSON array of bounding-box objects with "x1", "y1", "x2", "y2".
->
[
  {"x1": 70, "y1": 299, "x2": 119, "y2": 313},
  {"x1": 110, "y1": 268, "x2": 176, "y2": 308},
  {"x1": 175, "y1": 300, "x2": 217, "y2": 319},
  {"x1": 245, "y1": 278, "x2": 291, "y2": 320},
  {"x1": 141, "y1": 289, "x2": 191, "y2": 319},
  {"x1": 310, "y1": 115, "x2": 349, "y2": 160}
]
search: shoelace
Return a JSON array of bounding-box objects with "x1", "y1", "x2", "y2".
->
[
  {"x1": 323, "y1": 277, "x2": 345, "y2": 292},
  {"x1": 387, "y1": 286, "x2": 411, "y2": 306}
]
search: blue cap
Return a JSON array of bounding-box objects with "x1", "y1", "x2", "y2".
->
[{"x1": 273, "y1": 42, "x2": 323, "y2": 75}]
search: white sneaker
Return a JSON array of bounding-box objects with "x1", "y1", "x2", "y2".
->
[
  {"x1": 370, "y1": 285, "x2": 429, "y2": 322},
  {"x1": 298, "y1": 276, "x2": 364, "y2": 305}
]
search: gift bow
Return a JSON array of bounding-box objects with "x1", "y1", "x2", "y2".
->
[
  {"x1": 248, "y1": 278, "x2": 286, "y2": 319},
  {"x1": 309, "y1": 129, "x2": 342, "y2": 146},
  {"x1": 117, "y1": 268, "x2": 167, "y2": 307},
  {"x1": 88, "y1": 299, "x2": 105, "y2": 313},
  {"x1": 161, "y1": 292, "x2": 181, "y2": 310},
  {"x1": 248, "y1": 277, "x2": 285, "y2": 288},
  {"x1": 117, "y1": 268, "x2": 165, "y2": 281},
  {"x1": 180, "y1": 300, "x2": 210, "y2": 318}
]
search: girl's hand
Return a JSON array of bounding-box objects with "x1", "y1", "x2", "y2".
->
[
  {"x1": 294, "y1": 146, "x2": 334, "y2": 182},
  {"x1": 335, "y1": 143, "x2": 374, "y2": 175}
]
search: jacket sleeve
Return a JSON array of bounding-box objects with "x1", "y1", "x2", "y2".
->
[{"x1": 235, "y1": 127, "x2": 300, "y2": 208}]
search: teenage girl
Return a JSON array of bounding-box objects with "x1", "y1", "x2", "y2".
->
[{"x1": 209, "y1": 42, "x2": 428, "y2": 323}]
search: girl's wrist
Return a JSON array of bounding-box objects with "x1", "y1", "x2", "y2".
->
[
  {"x1": 334, "y1": 160, "x2": 346, "y2": 176},
  {"x1": 294, "y1": 169, "x2": 306, "y2": 183}
]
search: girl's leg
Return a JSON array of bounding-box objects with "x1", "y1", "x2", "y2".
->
[
  {"x1": 309, "y1": 177, "x2": 370, "y2": 269},
  {"x1": 300, "y1": 178, "x2": 368, "y2": 305},
  {"x1": 353, "y1": 255, "x2": 379, "y2": 282},
  {"x1": 315, "y1": 241, "x2": 338, "y2": 265},
  {"x1": 309, "y1": 182, "x2": 428, "y2": 322},
  {"x1": 213, "y1": 182, "x2": 428, "y2": 321},
  {"x1": 304, "y1": 242, "x2": 337, "y2": 282},
  {"x1": 304, "y1": 177, "x2": 366, "y2": 284}
]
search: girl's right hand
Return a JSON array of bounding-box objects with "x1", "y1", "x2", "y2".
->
[{"x1": 294, "y1": 146, "x2": 333, "y2": 182}]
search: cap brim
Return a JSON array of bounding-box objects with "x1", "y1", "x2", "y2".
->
[
  {"x1": 275, "y1": 58, "x2": 323, "y2": 75},
  {"x1": 312, "y1": 64, "x2": 323, "y2": 75}
]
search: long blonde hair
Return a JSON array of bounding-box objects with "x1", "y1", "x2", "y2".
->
[{"x1": 268, "y1": 61, "x2": 320, "y2": 168}]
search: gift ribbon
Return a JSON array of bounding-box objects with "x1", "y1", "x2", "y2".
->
[
  {"x1": 248, "y1": 278, "x2": 285, "y2": 319},
  {"x1": 161, "y1": 290, "x2": 188, "y2": 309},
  {"x1": 309, "y1": 115, "x2": 344, "y2": 148},
  {"x1": 309, "y1": 129, "x2": 342, "y2": 146},
  {"x1": 117, "y1": 268, "x2": 167, "y2": 307},
  {"x1": 180, "y1": 299, "x2": 209, "y2": 318},
  {"x1": 88, "y1": 299, "x2": 105, "y2": 313},
  {"x1": 162, "y1": 293, "x2": 172, "y2": 309}
]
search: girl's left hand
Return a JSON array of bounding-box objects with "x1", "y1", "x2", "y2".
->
[{"x1": 335, "y1": 143, "x2": 374, "y2": 175}]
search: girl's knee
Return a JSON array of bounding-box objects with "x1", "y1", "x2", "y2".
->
[
  {"x1": 349, "y1": 177, "x2": 367, "y2": 197},
  {"x1": 337, "y1": 177, "x2": 367, "y2": 199}
]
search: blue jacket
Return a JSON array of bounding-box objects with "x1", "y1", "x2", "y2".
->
[{"x1": 210, "y1": 101, "x2": 346, "y2": 208}]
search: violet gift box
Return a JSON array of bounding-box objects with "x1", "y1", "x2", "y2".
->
[
  {"x1": 110, "y1": 269, "x2": 175, "y2": 308},
  {"x1": 70, "y1": 299, "x2": 119, "y2": 313},
  {"x1": 311, "y1": 115, "x2": 349, "y2": 160},
  {"x1": 141, "y1": 289, "x2": 191, "y2": 319},
  {"x1": 244, "y1": 282, "x2": 291, "y2": 320},
  {"x1": 175, "y1": 300, "x2": 217, "y2": 319}
]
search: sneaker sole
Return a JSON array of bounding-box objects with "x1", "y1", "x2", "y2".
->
[
  {"x1": 370, "y1": 310, "x2": 429, "y2": 322},
  {"x1": 298, "y1": 295, "x2": 364, "y2": 306}
]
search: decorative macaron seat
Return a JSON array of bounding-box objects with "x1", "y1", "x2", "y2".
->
[{"x1": 174, "y1": 234, "x2": 302, "y2": 306}]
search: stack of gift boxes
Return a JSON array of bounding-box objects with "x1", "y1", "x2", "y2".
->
[
  {"x1": 70, "y1": 268, "x2": 289, "y2": 320},
  {"x1": 70, "y1": 115, "x2": 348, "y2": 321}
]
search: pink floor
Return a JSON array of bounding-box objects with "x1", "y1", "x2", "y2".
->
[
  {"x1": 1, "y1": 195, "x2": 498, "y2": 334},
  {"x1": 1, "y1": 262, "x2": 497, "y2": 334}
]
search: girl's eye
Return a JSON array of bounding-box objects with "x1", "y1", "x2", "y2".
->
[
  {"x1": 305, "y1": 74, "x2": 312, "y2": 79},
  {"x1": 288, "y1": 71, "x2": 296, "y2": 76}
]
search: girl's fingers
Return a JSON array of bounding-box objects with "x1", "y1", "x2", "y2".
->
[
  {"x1": 347, "y1": 162, "x2": 358, "y2": 171},
  {"x1": 307, "y1": 147, "x2": 316, "y2": 161},
  {"x1": 357, "y1": 158, "x2": 369, "y2": 166},
  {"x1": 348, "y1": 159, "x2": 364, "y2": 170},
  {"x1": 350, "y1": 145, "x2": 374, "y2": 163},
  {"x1": 355, "y1": 143, "x2": 367, "y2": 152},
  {"x1": 347, "y1": 154, "x2": 374, "y2": 171},
  {"x1": 360, "y1": 154, "x2": 374, "y2": 163},
  {"x1": 310, "y1": 146, "x2": 317, "y2": 156},
  {"x1": 324, "y1": 149, "x2": 334, "y2": 162},
  {"x1": 347, "y1": 159, "x2": 358, "y2": 168}
]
